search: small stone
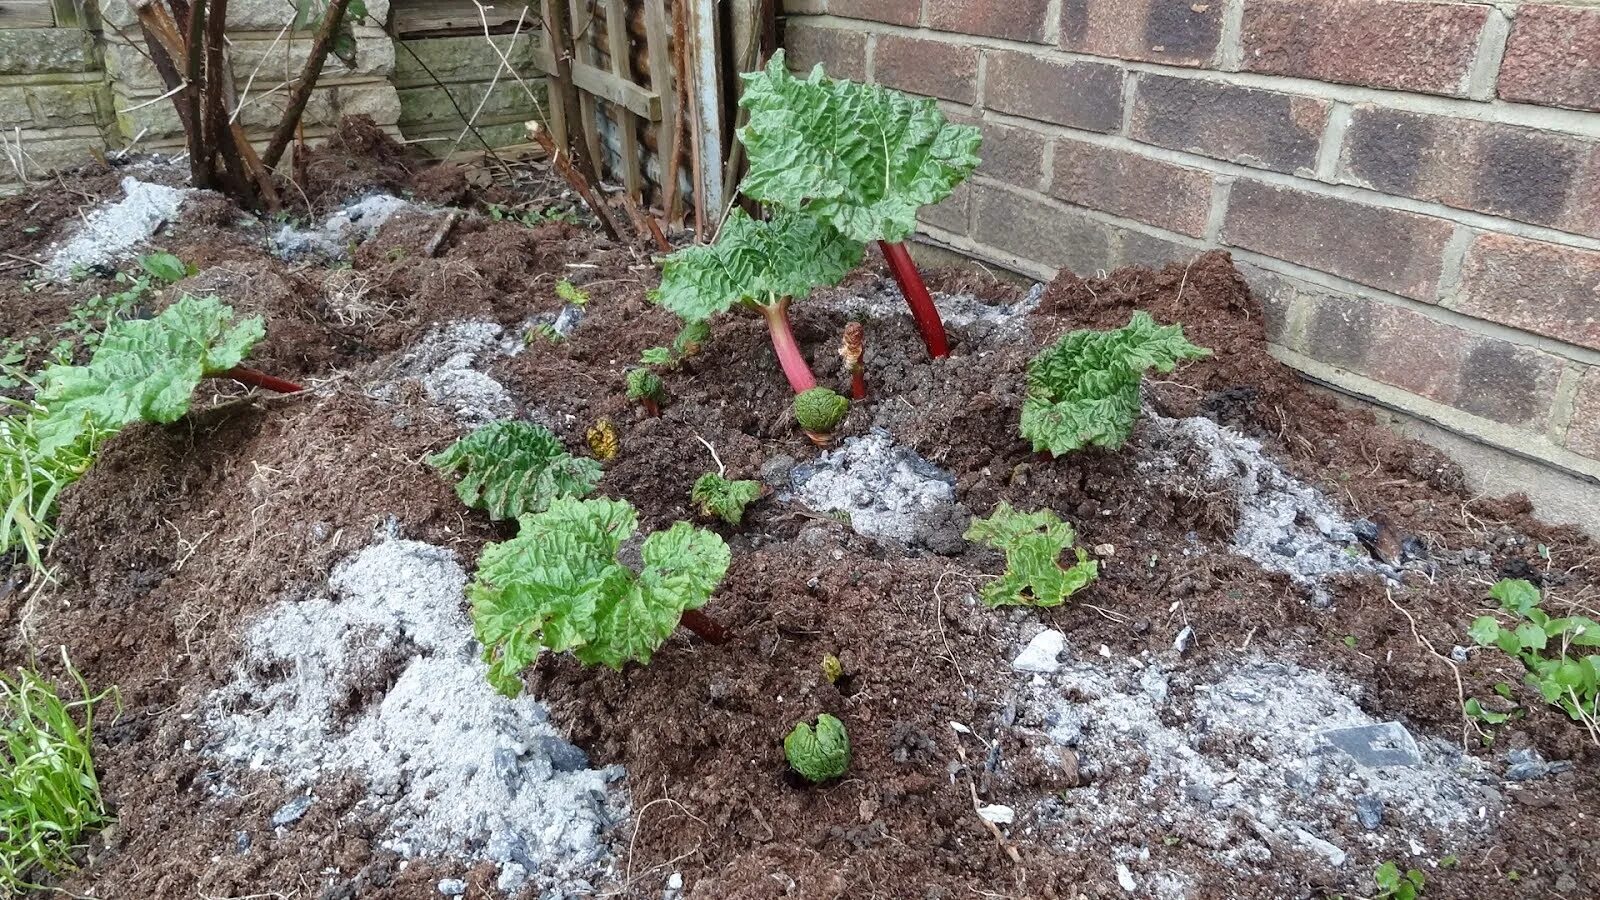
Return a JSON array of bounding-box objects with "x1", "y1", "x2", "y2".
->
[
  {"x1": 1505, "y1": 747, "x2": 1573, "y2": 781},
  {"x1": 1354, "y1": 795, "x2": 1383, "y2": 830},
  {"x1": 1291, "y1": 827, "x2": 1347, "y2": 867},
  {"x1": 496, "y1": 864, "x2": 527, "y2": 894},
  {"x1": 760, "y1": 454, "x2": 797, "y2": 489},
  {"x1": 436, "y1": 878, "x2": 467, "y2": 896},
  {"x1": 1097, "y1": 644, "x2": 1112, "y2": 658},
  {"x1": 1011, "y1": 630, "x2": 1066, "y2": 673},
  {"x1": 1174, "y1": 625, "x2": 1196, "y2": 655},
  {"x1": 271, "y1": 795, "x2": 313, "y2": 828},
  {"x1": 1116, "y1": 863, "x2": 1137, "y2": 892},
  {"x1": 667, "y1": 873, "x2": 684, "y2": 890},
  {"x1": 539, "y1": 734, "x2": 590, "y2": 773},
  {"x1": 977, "y1": 804, "x2": 1014, "y2": 825},
  {"x1": 235, "y1": 831, "x2": 251, "y2": 853},
  {"x1": 1319, "y1": 722, "x2": 1423, "y2": 768},
  {"x1": 1450, "y1": 645, "x2": 1470, "y2": 663},
  {"x1": 1094, "y1": 543, "x2": 1116, "y2": 557}
]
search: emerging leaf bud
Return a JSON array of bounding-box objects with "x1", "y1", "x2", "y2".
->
[{"x1": 793, "y1": 387, "x2": 849, "y2": 445}]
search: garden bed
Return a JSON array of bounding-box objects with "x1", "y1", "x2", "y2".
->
[{"x1": 1, "y1": 127, "x2": 1596, "y2": 900}]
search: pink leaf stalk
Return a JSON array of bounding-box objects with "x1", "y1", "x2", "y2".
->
[
  {"x1": 758, "y1": 299, "x2": 818, "y2": 394},
  {"x1": 879, "y1": 240, "x2": 949, "y2": 359}
]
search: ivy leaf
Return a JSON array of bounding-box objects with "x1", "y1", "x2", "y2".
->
[
  {"x1": 1515, "y1": 622, "x2": 1549, "y2": 652},
  {"x1": 738, "y1": 51, "x2": 982, "y2": 243},
  {"x1": 652, "y1": 207, "x2": 863, "y2": 321},
  {"x1": 691, "y1": 472, "x2": 763, "y2": 525},
  {"x1": 468, "y1": 497, "x2": 730, "y2": 695},
  {"x1": 136, "y1": 252, "x2": 190, "y2": 283},
  {"x1": 964, "y1": 502, "x2": 1099, "y2": 608},
  {"x1": 35, "y1": 294, "x2": 263, "y2": 456},
  {"x1": 1490, "y1": 578, "x2": 1542, "y2": 616},
  {"x1": 427, "y1": 420, "x2": 601, "y2": 521},
  {"x1": 784, "y1": 713, "x2": 850, "y2": 782},
  {"x1": 1021, "y1": 312, "x2": 1209, "y2": 456}
]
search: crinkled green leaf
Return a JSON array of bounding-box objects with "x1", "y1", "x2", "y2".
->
[
  {"x1": 1490, "y1": 578, "x2": 1542, "y2": 616},
  {"x1": 793, "y1": 387, "x2": 849, "y2": 434},
  {"x1": 626, "y1": 368, "x2": 664, "y2": 403},
  {"x1": 1021, "y1": 312, "x2": 1209, "y2": 456},
  {"x1": 427, "y1": 421, "x2": 601, "y2": 521},
  {"x1": 35, "y1": 294, "x2": 264, "y2": 456},
  {"x1": 1468, "y1": 616, "x2": 1502, "y2": 647},
  {"x1": 136, "y1": 252, "x2": 190, "y2": 283},
  {"x1": 784, "y1": 713, "x2": 850, "y2": 783},
  {"x1": 691, "y1": 472, "x2": 763, "y2": 525},
  {"x1": 652, "y1": 207, "x2": 863, "y2": 321},
  {"x1": 738, "y1": 51, "x2": 982, "y2": 243},
  {"x1": 964, "y1": 502, "x2": 1099, "y2": 608},
  {"x1": 468, "y1": 497, "x2": 730, "y2": 695}
]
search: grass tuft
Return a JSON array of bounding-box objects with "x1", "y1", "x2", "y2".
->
[
  {"x1": 0, "y1": 649, "x2": 117, "y2": 892},
  {"x1": 0, "y1": 395, "x2": 104, "y2": 579}
]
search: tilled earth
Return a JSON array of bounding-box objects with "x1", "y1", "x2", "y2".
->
[{"x1": 0, "y1": 129, "x2": 1596, "y2": 900}]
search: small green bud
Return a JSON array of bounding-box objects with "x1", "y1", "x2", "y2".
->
[
  {"x1": 784, "y1": 713, "x2": 850, "y2": 782},
  {"x1": 626, "y1": 368, "x2": 665, "y2": 403},
  {"x1": 793, "y1": 387, "x2": 849, "y2": 435}
]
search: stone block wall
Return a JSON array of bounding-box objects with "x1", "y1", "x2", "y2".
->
[
  {"x1": 0, "y1": 10, "x2": 115, "y2": 188},
  {"x1": 394, "y1": 32, "x2": 548, "y2": 157},
  {"x1": 782, "y1": 0, "x2": 1600, "y2": 528}
]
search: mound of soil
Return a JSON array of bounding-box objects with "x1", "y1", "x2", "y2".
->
[{"x1": 0, "y1": 137, "x2": 1595, "y2": 900}]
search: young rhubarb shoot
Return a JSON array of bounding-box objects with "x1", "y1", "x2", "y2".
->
[
  {"x1": 653, "y1": 207, "x2": 863, "y2": 395},
  {"x1": 784, "y1": 713, "x2": 850, "y2": 783},
  {"x1": 793, "y1": 387, "x2": 849, "y2": 446},
  {"x1": 34, "y1": 294, "x2": 270, "y2": 455},
  {"x1": 641, "y1": 320, "x2": 711, "y2": 369},
  {"x1": 586, "y1": 418, "x2": 619, "y2": 461},
  {"x1": 737, "y1": 52, "x2": 982, "y2": 359},
  {"x1": 691, "y1": 472, "x2": 764, "y2": 525},
  {"x1": 626, "y1": 367, "x2": 666, "y2": 417},
  {"x1": 839, "y1": 321, "x2": 866, "y2": 400},
  {"x1": 468, "y1": 496, "x2": 731, "y2": 696},
  {"x1": 1022, "y1": 312, "x2": 1209, "y2": 457},
  {"x1": 964, "y1": 503, "x2": 1099, "y2": 608},
  {"x1": 426, "y1": 420, "x2": 601, "y2": 521}
]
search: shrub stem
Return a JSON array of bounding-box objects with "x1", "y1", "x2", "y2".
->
[{"x1": 879, "y1": 240, "x2": 949, "y2": 359}]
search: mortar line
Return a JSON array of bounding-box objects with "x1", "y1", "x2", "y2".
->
[
  {"x1": 1435, "y1": 225, "x2": 1477, "y2": 308},
  {"x1": 1043, "y1": 0, "x2": 1064, "y2": 45},
  {"x1": 1204, "y1": 175, "x2": 1233, "y2": 242},
  {"x1": 1215, "y1": 0, "x2": 1246, "y2": 71},
  {"x1": 1467, "y1": 7, "x2": 1512, "y2": 102},
  {"x1": 1119, "y1": 70, "x2": 1139, "y2": 136},
  {"x1": 1547, "y1": 363, "x2": 1583, "y2": 445},
  {"x1": 795, "y1": 15, "x2": 1600, "y2": 139},
  {"x1": 975, "y1": 106, "x2": 1600, "y2": 253},
  {"x1": 1313, "y1": 102, "x2": 1353, "y2": 183}
]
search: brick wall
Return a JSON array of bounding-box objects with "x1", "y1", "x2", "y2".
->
[{"x1": 782, "y1": 0, "x2": 1600, "y2": 527}]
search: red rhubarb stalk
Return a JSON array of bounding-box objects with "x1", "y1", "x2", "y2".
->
[
  {"x1": 758, "y1": 298, "x2": 818, "y2": 394},
  {"x1": 680, "y1": 609, "x2": 730, "y2": 644},
  {"x1": 879, "y1": 240, "x2": 949, "y2": 359},
  {"x1": 223, "y1": 366, "x2": 303, "y2": 393},
  {"x1": 841, "y1": 321, "x2": 866, "y2": 400},
  {"x1": 642, "y1": 398, "x2": 660, "y2": 418}
]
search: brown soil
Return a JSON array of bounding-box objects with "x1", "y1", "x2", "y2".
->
[{"x1": 0, "y1": 128, "x2": 1595, "y2": 900}]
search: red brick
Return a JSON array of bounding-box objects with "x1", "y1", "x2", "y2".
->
[
  {"x1": 1301, "y1": 293, "x2": 1562, "y2": 427},
  {"x1": 1222, "y1": 181, "x2": 1454, "y2": 301},
  {"x1": 983, "y1": 49, "x2": 1123, "y2": 132},
  {"x1": 972, "y1": 182, "x2": 1120, "y2": 274},
  {"x1": 872, "y1": 35, "x2": 979, "y2": 105},
  {"x1": 828, "y1": 0, "x2": 921, "y2": 27},
  {"x1": 919, "y1": 182, "x2": 971, "y2": 235},
  {"x1": 1048, "y1": 139, "x2": 1213, "y2": 237},
  {"x1": 1129, "y1": 74, "x2": 1329, "y2": 174},
  {"x1": 1340, "y1": 106, "x2": 1600, "y2": 240},
  {"x1": 1455, "y1": 233, "x2": 1600, "y2": 351},
  {"x1": 1568, "y1": 368, "x2": 1600, "y2": 459},
  {"x1": 783, "y1": 23, "x2": 867, "y2": 82},
  {"x1": 1498, "y1": 4, "x2": 1600, "y2": 112},
  {"x1": 1059, "y1": 0, "x2": 1223, "y2": 67},
  {"x1": 928, "y1": 0, "x2": 1053, "y2": 43},
  {"x1": 1240, "y1": 0, "x2": 1490, "y2": 97},
  {"x1": 979, "y1": 120, "x2": 1049, "y2": 191}
]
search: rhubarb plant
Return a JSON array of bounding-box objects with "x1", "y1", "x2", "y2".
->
[
  {"x1": 640, "y1": 320, "x2": 710, "y2": 369},
  {"x1": 794, "y1": 387, "x2": 849, "y2": 445},
  {"x1": 653, "y1": 207, "x2": 863, "y2": 394},
  {"x1": 784, "y1": 713, "x2": 850, "y2": 782},
  {"x1": 468, "y1": 497, "x2": 731, "y2": 695},
  {"x1": 427, "y1": 421, "x2": 601, "y2": 521},
  {"x1": 1022, "y1": 312, "x2": 1209, "y2": 457},
  {"x1": 626, "y1": 368, "x2": 666, "y2": 417},
  {"x1": 691, "y1": 472, "x2": 763, "y2": 525},
  {"x1": 34, "y1": 294, "x2": 270, "y2": 455},
  {"x1": 964, "y1": 503, "x2": 1098, "y2": 608},
  {"x1": 738, "y1": 51, "x2": 982, "y2": 359},
  {"x1": 1468, "y1": 578, "x2": 1599, "y2": 740}
]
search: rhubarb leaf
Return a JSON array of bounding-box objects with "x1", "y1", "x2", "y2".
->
[
  {"x1": 964, "y1": 503, "x2": 1098, "y2": 608},
  {"x1": 1021, "y1": 312, "x2": 1209, "y2": 456},
  {"x1": 738, "y1": 51, "x2": 982, "y2": 243},
  {"x1": 691, "y1": 472, "x2": 763, "y2": 525},
  {"x1": 35, "y1": 294, "x2": 264, "y2": 455},
  {"x1": 784, "y1": 713, "x2": 850, "y2": 782},
  {"x1": 468, "y1": 497, "x2": 730, "y2": 695},
  {"x1": 427, "y1": 420, "x2": 601, "y2": 521},
  {"x1": 652, "y1": 207, "x2": 863, "y2": 322}
]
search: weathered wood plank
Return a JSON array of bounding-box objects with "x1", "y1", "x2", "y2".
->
[
  {"x1": 0, "y1": 0, "x2": 57, "y2": 28},
  {"x1": 394, "y1": 0, "x2": 535, "y2": 38},
  {"x1": 568, "y1": 0, "x2": 604, "y2": 183},
  {"x1": 604, "y1": 0, "x2": 640, "y2": 199},
  {"x1": 642, "y1": 0, "x2": 675, "y2": 211}
]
